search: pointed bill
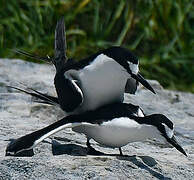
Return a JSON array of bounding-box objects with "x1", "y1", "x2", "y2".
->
[
  {"x1": 131, "y1": 73, "x2": 156, "y2": 94},
  {"x1": 166, "y1": 135, "x2": 187, "y2": 156}
]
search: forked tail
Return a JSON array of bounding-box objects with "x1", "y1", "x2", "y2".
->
[{"x1": 7, "y1": 85, "x2": 59, "y2": 106}]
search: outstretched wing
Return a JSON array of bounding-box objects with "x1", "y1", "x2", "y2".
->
[
  {"x1": 54, "y1": 72, "x2": 83, "y2": 112},
  {"x1": 54, "y1": 17, "x2": 67, "y2": 71},
  {"x1": 5, "y1": 116, "x2": 82, "y2": 156}
]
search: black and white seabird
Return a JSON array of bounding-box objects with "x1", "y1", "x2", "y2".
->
[
  {"x1": 6, "y1": 103, "x2": 187, "y2": 157},
  {"x1": 13, "y1": 18, "x2": 155, "y2": 114}
]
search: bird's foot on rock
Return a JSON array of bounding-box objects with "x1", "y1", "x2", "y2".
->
[{"x1": 87, "y1": 146, "x2": 105, "y2": 156}]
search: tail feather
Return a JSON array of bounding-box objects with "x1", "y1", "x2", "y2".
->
[
  {"x1": 12, "y1": 49, "x2": 53, "y2": 64},
  {"x1": 8, "y1": 86, "x2": 59, "y2": 106}
]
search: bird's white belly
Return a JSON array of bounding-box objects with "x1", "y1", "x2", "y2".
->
[
  {"x1": 77, "y1": 55, "x2": 129, "y2": 111},
  {"x1": 72, "y1": 118, "x2": 156, "y2": 148},
  {"x1": 80, "y1": 72, "x2": 125, "y2": 110},
  {"x1": 73, "y1": 124, "x2": 133, "y2": 147}
]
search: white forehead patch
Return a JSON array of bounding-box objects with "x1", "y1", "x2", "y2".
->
[
  {"x1": 127, "y1": 61, "x2": 139, "y2": 75},
  {"x1": 162, "y1": 123, "x2": 174, "y2": 139}
]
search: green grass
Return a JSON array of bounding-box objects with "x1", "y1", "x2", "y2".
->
[{"x1": 0, "y1": 0, "x2": 194, "y2": 92}]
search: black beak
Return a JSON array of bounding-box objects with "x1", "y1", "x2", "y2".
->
[
  {"x1": 166, "y1": 135, "x2": 187, "y2": 156},
  {"x1": 131, "y1": 73, "x2": 156, "y2": 94}
]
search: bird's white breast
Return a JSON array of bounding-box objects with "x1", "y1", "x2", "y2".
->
[
  {"x1": 72, "y1": 117, "x2": 159, "y2": 148},
  {"x1": 76, "y1": 54, "x2": 130, "y2": 112}
]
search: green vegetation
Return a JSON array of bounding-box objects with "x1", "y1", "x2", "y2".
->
[{"x1": 0, "y1": 0, "x2": 194, "y2": 92}]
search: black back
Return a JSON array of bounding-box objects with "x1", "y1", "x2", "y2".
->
[
  {"x1": 67, "y1": 103, "x2": 142, "y2": 125},
  {"x1": 63, "y1": 46, "x2": 138, "y2": 72}
]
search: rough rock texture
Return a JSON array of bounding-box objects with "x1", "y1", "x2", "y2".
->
[{"x1": 0, "y1": 59, "x2": 194, "y2": 180}]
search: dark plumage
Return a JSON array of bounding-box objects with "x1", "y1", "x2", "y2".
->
[
  {"x1": 6, "y1": 103, "x2": 187, "y2": 157},
  {"x1": 12, "y1": 18, "x2": 155, "y2": 114}
]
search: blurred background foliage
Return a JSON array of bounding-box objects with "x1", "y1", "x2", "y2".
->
[{"x1": 0, "y1": 0, "x2": 194, "y2": 92}]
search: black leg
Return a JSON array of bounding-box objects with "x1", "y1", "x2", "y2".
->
[
  {"x1": 119, "y1": 147, "x2": 123, "y2": 156},
  {"x1": 86, "y1": 139, "x2": 91, "y2": 148},
  {"x1": 86, "y1": 139, "x2": 104, "y2": 155}
]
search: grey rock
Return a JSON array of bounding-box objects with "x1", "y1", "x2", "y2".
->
[{"x1": 0, "y1": 59, "x2": 194, "y2": 179}]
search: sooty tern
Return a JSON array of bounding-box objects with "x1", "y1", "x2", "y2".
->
[
  {"x1": 13, "y1": 18, "x2": 155, "y2": 114},
  {"x1": 6, "y1": 103, "x2": 187, "y2": 157}
]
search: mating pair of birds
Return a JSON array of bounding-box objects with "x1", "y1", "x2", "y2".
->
[{"x1": 6, "y1": 18, "x2": 187, "y2": 157}]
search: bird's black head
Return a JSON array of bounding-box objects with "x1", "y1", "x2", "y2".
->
[
  {"x1": 102, "y1": 46, "x2": 155, "y2": 94},
  {"x1": 102, "y1": 46, "x2": 138, "y2": 70},
  {"x1": 146, "y1": 114, "x2": 187, "y2": 156}
]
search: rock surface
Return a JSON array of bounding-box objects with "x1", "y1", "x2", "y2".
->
[{"x1": 0, "y1": 59, "x2": 194, "y2": 180}]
